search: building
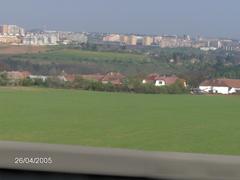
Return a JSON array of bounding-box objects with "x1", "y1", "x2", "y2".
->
[
  {"x1": 81, "y1": 74, "x2": 105, "y2": 82},
  {"x1": 57, "y1": 74, "x2": 76, "y2": 82},
  {"x1": 101, "y1": 72, "x2": 125, "y2": 85},
  {"x1": 120, "y1": 35, "x2": 129, "y2": 44},
  {"x1": 143, "y1": 36, "x2": 153, "y2": 46},
  {"x1": 64, "y1": 33, "x2": 88, "y2": 44},
  {"x1": 103, "y1": 34, "x2": 120, "y2": 42},
  {"x1": 0, "y1": 25, "x2": 25, "y2": 36},
  {"x1": 6, "y1": 71, "x2": 30, "y2": 80},
  {"x1": 81, "y1": 72, "x2": 125, "y2": 85},
  {"x1": 154, "y1": 35, "x2": 192, "y2": 48},
  {"x1": 23, "y1": 33, "x2": 59, "y2": 46},
  {"x1": 154, "y1": 36, "x2": 178, "y2": 48},
  {"x1": 200, "y1": 47, "x2": 217, "y2": 51},
  {"x1": 0, "y1": 35, "x2": 21, "y2": 44},
  {"x1": 143, "y1": 74, "x2": 187, "y2": 87},
  {"x1": 128, "y1": 35, "x2": 137, "y2": 46},
  {"x1": 119, "y1": 35, "x2": 137, "y2": 45},
  {"x1": 199, "y1": 78, "x2": 240, "y2": 94},
  {"x1": 29, "y1": 75, "x2": 48, "y2": 82}
]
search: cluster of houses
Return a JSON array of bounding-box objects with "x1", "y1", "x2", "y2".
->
[
  {"x1": 142, "y1": 73, "x2": 240, "y2": 94},
  {"x1": 2, "y1": 71, "x2": 240, "y2": 95},
  {"x1": 3, "y1": 71, "x2": 126, "y2": 85}
]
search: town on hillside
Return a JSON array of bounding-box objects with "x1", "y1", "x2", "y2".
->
[
  {"x1": 0, "y1": 24, "x2": 240, "y2": 95},
  {"x1": 0, "y1": 24, "x2": 240, "y2": 51}
]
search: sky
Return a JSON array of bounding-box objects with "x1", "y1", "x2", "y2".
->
[{"x1": 0, "y1": 0, "x2": 239, "y2": 38}]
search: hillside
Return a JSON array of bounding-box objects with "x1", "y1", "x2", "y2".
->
[{"x1": 0, "y1": 46, "x2": 240, "y2": 86}]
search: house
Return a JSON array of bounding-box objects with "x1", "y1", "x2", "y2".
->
[
  {"x1": 101, "y1": 72, "x2": 125, "y2": 85},
  {"x1": 142, "y1": 74, "x2": 187, "y2": 87},
  {"x1": 6, "y1": 71, "x2": 30, "y2": 80},
  {"x1": 81, "y1": 74, "x2": 105, "y2": 82},
  {"x1": 199, "y1": 78, "x2": 240, "y2": 94},
  {"x1": 81, "y1": 72, "x2": 125, "y2": 85},
  {"x1": 29, "y1": 75, "x2": 48, "y2": 82},
  {"x1": 57, "y1": 74, "x2": 76, "y2": 82},
  {"x1": 64, "y1": 74, "x2": 76, "y2": 82}
]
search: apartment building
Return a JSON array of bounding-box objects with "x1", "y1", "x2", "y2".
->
[{"x1": 0, "y1": 25, "x2": 25, "y2": 36}]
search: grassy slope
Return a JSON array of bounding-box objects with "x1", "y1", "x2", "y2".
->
[
  {"x1": 0, "y1": 87, "x2": 240, "y2": 155},
  {"x1": 1, "y1": 48, "x2": 179, "y2": 75},
  {"x1": 15, "y1": 49, "x2": 151, "y2": 63}
]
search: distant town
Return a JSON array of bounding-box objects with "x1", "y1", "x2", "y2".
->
[
  {"x1": 0, "y1": 24, "x2": 239, "y2": 51},
  {"x1": 1, "y1": 24, "x2": 240, "y2": 95}
]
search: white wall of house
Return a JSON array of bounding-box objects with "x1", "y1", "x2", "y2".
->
[
  {"x1": 155, "y1": 80, "x2": 166, "y2": 86},
  {"x1": 199, "y1": 86, "x2": 233, "y2": 94},
  {"x1": 29, "y1": 75, "x2": 48, "y2": 82},
  {"x1": 199, "y1": 86, "x2": 212, "y2": 93},
  {"x1": 229, "y1": 88, "x2": 240, "y2": 94},
  {"x1": 212, "y1": 87, "x2": 229, "y2": 94}
]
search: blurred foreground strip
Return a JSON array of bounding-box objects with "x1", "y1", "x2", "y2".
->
[{"x1": 0, "y1": 141, "x2": 240, "y2": 180}]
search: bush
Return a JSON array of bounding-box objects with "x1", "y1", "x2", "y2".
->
[{"x1": 0, "y1": 72, "x2": 8, "y2": 86}]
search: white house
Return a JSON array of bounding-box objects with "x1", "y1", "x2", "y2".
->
[
  {"x1": 199, "y1": 78, "x2": 240, "y2": 94},
  {"x1": 29, "y1": 75, "x2": 48, "y2": 82}
]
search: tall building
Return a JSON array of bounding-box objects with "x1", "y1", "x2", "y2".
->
[
  {"x1": 66, "y1": 33, "x2": 88, "y2": 44},
  {"x1": 0, "y1": 25, "x2": 25, "y2": 36},
  {"x1": 143, "y1": 36, "x2": 153, "y2": 46},
  {"x1": 0, "y1": 35, "x2": 21, "y2": 44},
  {"x1": 218, "y1": 41, "x2": 222, "y2": 48},
  {"x1": 120, "y1": 35, "x2": 129, "y2": 44},
  {"x1": 22, "y1": 33, "x2": 59, "y2": 46},
  {"x1": 128, "y1": 35, "x2": 137, "y2": 45}
]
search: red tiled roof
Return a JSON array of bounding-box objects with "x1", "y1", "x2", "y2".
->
[
  {"x1": 145, "y1": 74, "x2": 181, "y2": 85},
  {"x1": 65, "y1": 75, "x2": 76, "y2": 82},
  {"x1": 102, "y1": 72, "x2": 125, "y2": 82},
  {"x1": 200, "y1": 78, "x2": 240, "y2": 88},
  {"x1": 81, "y1": 72, "x2": 125, "y2": 85},
  {"x1": 81, "y1": 74, "x2": 104, "y2": 81},
  {"x1": 7, "y1": 71, "x2": 31, "y2": 80},
  {"x1": 155, "y1": 76, "x2": 179, "y2": 85},
  {"x1": 146, "y1": 73, "x2": 160, "y2": 81}
]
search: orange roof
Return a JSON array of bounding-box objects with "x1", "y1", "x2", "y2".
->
[
  {"x1": 81, "y1": 74, "x2": 104, "y2": 81},
  {"x1": 102, "y1": 72, "x2": 125, "y2": 82},
  {"x1": 65, "y1": 75, "x2": 76, "y2": 82},
  {"x1": 200, "y1": 78, "x2": 240, "y2": 88},
  {"x1": 145, "y1": 74, "x2": 182, "y2": 85},
  {"x1": 7, "y1": 71, "x2": 31, "y2": 79},
  {"x1": 155, "y1": 76, "x2": 179, "y2": 85}
]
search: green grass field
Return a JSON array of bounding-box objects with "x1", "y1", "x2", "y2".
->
[
  {"x1": 0, "y1": 87, "x2": 240, "y2": 155},
  {"x1": 15, "y1": 49, "x2": 151, "y2": 63}
]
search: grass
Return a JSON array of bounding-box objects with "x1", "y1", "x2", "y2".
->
[
  {"x1": 14, "y1": 49, "x2": 151, "y2": 63},
  {"x1": 0, "y1": 87, "x2": 240, "y2": 155}
]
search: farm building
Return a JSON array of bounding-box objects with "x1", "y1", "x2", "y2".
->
[
  {"x1": 6, "y1": 71, "x2": 30, "y2": 80},
  {"x1": 142, "y1": 74, "x2": 187, "y2": 87},
  {"x1": 199, "y1": 78, "x2": 240, "y2": 94},
  {"x1": 29, "y1": 75, "x2": 48, "y2": 82},
  {"x1": 81, "y1": 74, "x2": 105, "y2": 82},
  {"x1": 101, "y1": 72, "x2": 125, "y2": 85},
  {"x1": 57, "y1": 74, "x2": 76, "y2": 82},
  {"x1": 81, "y1": 72, "x2": 125, "y2": 85}
]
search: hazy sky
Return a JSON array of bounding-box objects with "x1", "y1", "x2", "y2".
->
[{"x1": 0, "y1": 0, "x2": 239, "y2": 38}]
